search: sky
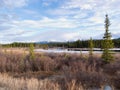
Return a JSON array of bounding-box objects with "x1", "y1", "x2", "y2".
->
[{"x1": 0, "y1": 0, "x2": 120, "y2": 43}]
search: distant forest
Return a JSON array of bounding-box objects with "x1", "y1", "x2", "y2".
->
[
  {"x1": 46, "y1": 38, "x2": 120, "y2": 48},
  {"x1": 2, "y1": 38, "x2": 120, "y2": 48}
]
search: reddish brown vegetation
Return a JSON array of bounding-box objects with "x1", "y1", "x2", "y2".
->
[{"x1": 0, "y1": 52, "x2": 120, "y2": 89}]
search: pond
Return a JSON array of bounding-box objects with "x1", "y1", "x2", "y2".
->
[{"x1": 34, "y1": 48, "x2": 103, "y2": 54}]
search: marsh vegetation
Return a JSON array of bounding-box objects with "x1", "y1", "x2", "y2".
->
[{"x1": 0, "y1": 49, "x2": 119, "y2": 90}]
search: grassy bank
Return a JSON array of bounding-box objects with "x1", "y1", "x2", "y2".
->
[{"x1": 0, "y1": 49, "x2": 120, "y2": 89}]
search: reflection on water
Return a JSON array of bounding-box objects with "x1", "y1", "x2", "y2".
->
[{"x1": 35, "y1": 48, "x2": 102, "y2": 53}]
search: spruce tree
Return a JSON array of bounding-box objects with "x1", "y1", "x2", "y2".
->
[
  {"x1": 89, "y1": 37, "x2": 94, "y2": 57},
  {"x1": 29, "y1": 43, "x2": 35, "y2": 60},
  {"x1": 102, "y1": 14, "x2": 114, "y2": 63}
]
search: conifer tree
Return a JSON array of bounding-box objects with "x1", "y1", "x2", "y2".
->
[
  {"x1": 89, "y1": 37, "x2": 94, "y2": 57},
  {"x1": 29, "y1": 43, "x2": 35, "y2": 60},
  {"x1": 102, "y1": 14, "x2": 114, "y2": 63}
]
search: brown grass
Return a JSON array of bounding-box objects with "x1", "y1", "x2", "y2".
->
[
  {"x1": 0, "y1": 49, "x2": 119, "y2": 89},
  {"x1": 0, "y1": 73, "x2": 84, "y2": 90}
]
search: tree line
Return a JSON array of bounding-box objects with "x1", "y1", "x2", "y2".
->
[
  {"x1": 42, "y1": 38, "x2": 119, "y2": 48},
  {"x1": 1, "y1": 38, "x2": 120, "y2": 48}
]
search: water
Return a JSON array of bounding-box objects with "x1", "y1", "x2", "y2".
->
[
  {"x1": 35, "y1": 48, "x2": 120, "y2": 54},
  {"x1": 35, "y1": 48, "x2": 103, "y2": 54}
]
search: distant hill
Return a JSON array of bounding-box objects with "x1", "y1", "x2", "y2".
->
[{"x1": 36, "y1": 41, "x2": 49, "y2": 44}]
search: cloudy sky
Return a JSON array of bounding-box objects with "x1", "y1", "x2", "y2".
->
[{"x1": 0, "y1": 0, "x2": 120, "y2": 43}]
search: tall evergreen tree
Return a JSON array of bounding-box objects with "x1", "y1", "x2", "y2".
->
[
  {"x1": 29, "y1": 43, "x2": 35, "y2": 60},
  {"x1": 75, "y1": 39, "x2": 80, "y2": 48},
  {"x1": 89, "y1": 37, "x2": 94, "y2": 56},
  {"x1": 102, "y1": 14, "x2": 114, "y2": 63}
]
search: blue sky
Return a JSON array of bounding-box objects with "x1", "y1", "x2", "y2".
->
[{"x1": 0, "y1": 0, "x2": 120, "y2": 43}]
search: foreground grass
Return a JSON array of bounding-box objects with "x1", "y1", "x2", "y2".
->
[
  {"x1": 0, "y1": 49, "x2": 120, "y2": 89},
  {"x1": 0, "y1": 73, "x2": 84, "y2": 90}
]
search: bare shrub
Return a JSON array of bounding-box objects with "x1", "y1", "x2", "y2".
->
[{"x1": 0, "y1": 52, "x2": 119, "y2": 89}]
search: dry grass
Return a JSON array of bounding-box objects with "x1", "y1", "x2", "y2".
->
[
  {"x1": 0, "y1": 49, "x2": 119, "y2": 89},
  {"x1": 1, "y1": 48, "x2": 28, "y2": 54},
  {"x1": 0, "y1": 73, "x2": 84, "y2": 90}
]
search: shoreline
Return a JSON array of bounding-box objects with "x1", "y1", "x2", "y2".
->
[{"x1": 1, "y1": 47, "x2": 120, "y2": 56}]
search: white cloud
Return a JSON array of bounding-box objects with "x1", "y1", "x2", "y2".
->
[
  {"x1": 62, "y1": 32, "x2": 79, "y2": 40},
  {"x1": 42, "y1": 0, "x2": 58, "y2": 6},
  {"x1": 60, "y1": 0, "x2": 120, "y2": 32},
  {"x1": 61, "y1": 0, "x2": 96, "y2": 10},
  {"x1": 12, "y1": 17, "x2": 79, "y2": 29},
  {"x1": 0, "y1": 0, "x2": 120, "y2": 43},
  {"x1": 1, "y1": 0, "x2": 28, "y2": 8},
  {"x1": 0, "y1": 16, "x2": 81, "y2": 43}
]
